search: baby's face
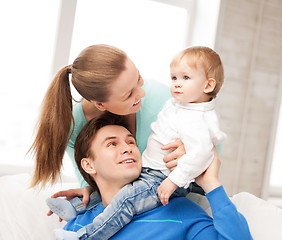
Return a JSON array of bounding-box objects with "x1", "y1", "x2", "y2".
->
[{"x1": 170, "y1": 62, "x2": 208, "y2": 103}]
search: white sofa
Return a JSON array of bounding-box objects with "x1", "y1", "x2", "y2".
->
[{"x1": 1, "y1": 173, "x2": 282, "y2": 240}]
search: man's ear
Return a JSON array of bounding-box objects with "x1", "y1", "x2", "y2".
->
[
  {"x1": 90, "y1": 100, "x2": 107, "y2": 112},
  {"x1": 81, "y1": 157, "x2": 97, "y2": 175},
  {"x1": 204, "y1": 78, "x2": 216, "y2": 94}
]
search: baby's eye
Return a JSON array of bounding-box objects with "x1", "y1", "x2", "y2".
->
[
  {"x1": 171, "y1": 76, "x2": 177, "y2": 81},
  {"x1": 184, "y1": 75, "x2": 190, "y2": 80}
]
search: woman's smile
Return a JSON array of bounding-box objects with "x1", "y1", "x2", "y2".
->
[{"x1": 133, "y1": 99, "x2": 141, "y2": 107}]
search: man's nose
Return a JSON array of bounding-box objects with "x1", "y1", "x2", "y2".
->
[{"x1": 122, "y1": 144, "x2": 133, "y2": 154}]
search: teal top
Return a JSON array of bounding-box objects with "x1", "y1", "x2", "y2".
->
[
  {"x1": 66, "y1": 79, "x2": 171, "y2": 187},
  {"x1": 66, "y1": 79, "x2": 223, "y2": 187}
]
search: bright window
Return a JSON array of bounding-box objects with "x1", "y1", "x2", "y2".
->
[
  {"x1": 70, "y1": 0, "x2": 188, "y2": 88},
  {"x1": 0, "y1": 0, "x2": 59, "y2": 173},
  {"x1": 0, "y1": 0, "x2": 221, "y2": 178},
  {"x1": 269, "y1": 103, "x2": 282, "y2": 193}
]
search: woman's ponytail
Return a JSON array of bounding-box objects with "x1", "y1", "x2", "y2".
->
[
  {"x1": 29, "y1": 44, "x2": 128, "y2": 188},
  {"x1": 29, "y1": 65, "x2": 74, "y2": 188}
]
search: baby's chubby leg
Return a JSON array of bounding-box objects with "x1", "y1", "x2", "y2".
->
[
  {"x1": 47, "y1": 191, "x2": 101, "y2": 222},
  {"x1": 46, "y1": 197, "x2": 77, "y2": 221}
]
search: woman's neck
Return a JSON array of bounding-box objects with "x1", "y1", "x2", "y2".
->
[
  {"x1": 82, "y1": 99, "x2": 137, "y2": 136},
  {"x1": 125, "y1": 113, "x2": 136, "y2": 136},
  {"x1": 82, "y1": 99, "x2": 104, "y2": 122}
]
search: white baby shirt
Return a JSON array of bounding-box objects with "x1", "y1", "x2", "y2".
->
[{"x1": 142, "y1": 98, "x2": 226, "y2": 188}]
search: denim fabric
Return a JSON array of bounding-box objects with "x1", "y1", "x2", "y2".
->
[
  {"x1": 70, "y1": 191, "x2": 102, "y2": 214},
  {"x1": 76, "y1": 168, "x2": 191, "y2": 240}
]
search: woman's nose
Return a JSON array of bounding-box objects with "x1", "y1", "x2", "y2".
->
[{"x1": 136, "y1": 87, "x2": 145, "y2": 99}]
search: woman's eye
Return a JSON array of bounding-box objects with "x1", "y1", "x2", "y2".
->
[
  {"x1": 127, "y1": 91, "x2": 133, "y2": 99},
  {"x1": 171, "y1": 76, "x2": 177, "y2": 81},
  {"x1": 184, "y1": 75, "x2": 190, "y2": 80}
]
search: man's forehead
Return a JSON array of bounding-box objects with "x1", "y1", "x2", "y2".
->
[{"x1": 95, "y1": 125, "x2": 133, "y2": 142}]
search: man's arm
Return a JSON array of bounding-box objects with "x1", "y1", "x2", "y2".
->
[
  {"x1": 189, "y1": 148, "x2": 252, "y2": 239},
  {"x1": 188, "y1": 185, "x2": 252, "y2": 239}
]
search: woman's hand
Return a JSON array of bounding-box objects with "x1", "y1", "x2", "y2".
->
[
  {"x1": 195, "y1": 147, "x2": 221, "y2": 194},
  {"x1": 47, "y1": 186, "x2": 93, "y2": 221},
  {"x1": 161, "y1": 140, "x2": 185, "y2": 171}
]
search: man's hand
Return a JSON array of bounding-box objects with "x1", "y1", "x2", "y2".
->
[
  {"x1": 157, "y1": 178, "x2": 178, "y2": 206},
  {"x1": 195, "y1": 146, "x2": 221, "y2": 193}
]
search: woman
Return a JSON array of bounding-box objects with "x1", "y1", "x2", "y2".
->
[{"x1": 30, "y1": 44, "x2": 183, "y2": 199}]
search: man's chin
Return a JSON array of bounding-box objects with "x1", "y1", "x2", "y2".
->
[{"x1": 124, "y1": 172, "x2": 141, "y2": 184}]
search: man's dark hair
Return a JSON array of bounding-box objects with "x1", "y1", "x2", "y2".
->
[{"x1": 74, "y1": 112, "x2": 130, "y2": 191}]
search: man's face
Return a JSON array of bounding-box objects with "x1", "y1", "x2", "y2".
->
[{"x1": 89, "y1": 125, "x2": 142, "y2": 190}]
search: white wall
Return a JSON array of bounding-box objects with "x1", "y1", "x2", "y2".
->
[{"x1": 215, "y1": 0, "x2": 282, "y2": 198}]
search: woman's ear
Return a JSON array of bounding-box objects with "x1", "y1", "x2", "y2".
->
[
  {"x1": 81, "y1": 158, "x2": 97, "y2": 175},
  {"x1": 90, "y1": 100, "x2": 106, "y2": 112},
  {"x1": 204, "y1": 78, "x2": 216, "y2": 94}
]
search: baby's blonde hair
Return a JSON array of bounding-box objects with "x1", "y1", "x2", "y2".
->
[{"x1": 170, "y1": 46, "x2": 224, "y2": 99}]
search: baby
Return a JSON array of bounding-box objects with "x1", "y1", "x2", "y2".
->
[{"x1": 142, "y1": 46, "x2": 226, "y2": 205}]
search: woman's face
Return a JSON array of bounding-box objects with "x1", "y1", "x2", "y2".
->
[{"x1": 101, "y1": 58, "x2": 145, "y2": 115}]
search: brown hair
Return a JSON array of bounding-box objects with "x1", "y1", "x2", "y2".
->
[
  {"x1": 74, "y1": 112, "x2": 129, "y2": 191},
  {"x1": 170, "y1": 46, "x2": 224, "y2": 99},
  {"x1": 29, "y1": 44, "x2": 127, "y2": 188}
]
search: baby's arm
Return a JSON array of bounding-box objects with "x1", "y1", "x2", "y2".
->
[
  {"x1": 157, "y1": 178, "x2": 178, "y2": 206},
  {"x1": 168, "y1": 120, "x2": 215, "y2": 188}
]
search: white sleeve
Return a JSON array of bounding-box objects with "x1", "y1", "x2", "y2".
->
[
  {"x1": 204, "y1": 110, "x2": 227, "y2": 145},
  {"x1": 168, "y1": 120, "x2": 214, "y2": 188}
]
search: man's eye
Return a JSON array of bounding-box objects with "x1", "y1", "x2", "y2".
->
[
  {"x1": 128, "y1": 140, "x2": 136, "y2": 145},
  {"x1": 107, "y1": 142, "x2": 117, "y2": 147},
  {"x1": 184, "y1": 75, "x2": 190, "y2": 80}
]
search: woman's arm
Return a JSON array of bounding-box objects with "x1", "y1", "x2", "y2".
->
[{"x1": 161, "y1": 140, "x2": 185, "y2": 171}]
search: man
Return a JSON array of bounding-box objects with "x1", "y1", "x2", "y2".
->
[{"x1": 55, "y1": 112, "x2": 251, "y2": 240}]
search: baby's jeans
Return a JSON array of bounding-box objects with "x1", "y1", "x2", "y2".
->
[
  {"x1": 70, "y1": 191, "x2": 101, "y2": 214},
  {"x1": 76, "y1": 168, "x2": 191, "y2": 240}
]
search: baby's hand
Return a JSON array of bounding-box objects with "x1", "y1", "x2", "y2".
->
[{"x1": 157, "y1": 178, "x2": 177, "y2": 206}]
